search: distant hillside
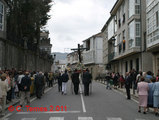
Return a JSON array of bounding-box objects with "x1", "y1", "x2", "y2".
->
[{"x1": 52, "y1": 52, "x2": 68, "y2": 61}]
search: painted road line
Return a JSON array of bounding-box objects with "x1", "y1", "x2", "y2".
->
[
  {"x1": 49, "y1": 117, "x2": 64, "y2": 120},
  {"x1": 107, "y1": 117, "x2": 122, "y2": 120},
  {"x1": 135, "y1": 119, "x2": 145, "y2": 120},
  {"x1": 79, "y1": 85, "x2": 86, "y2": 113},
  {"x1": 78, "y1": 117, "x2": 93, "y2": 120},
  {"x1": 16, "y1": 111, "x2": 80, "y2": 114},
  {"x1": 1, "y1": 113, "x2": 12, "y2": 120},
  {"x1": 21, "y1": 118, "x2": 37, "y2": 120}
]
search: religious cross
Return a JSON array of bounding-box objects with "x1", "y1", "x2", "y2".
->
[{"x1": 71, "y1": 44, "x2": 88, "y2": 63}]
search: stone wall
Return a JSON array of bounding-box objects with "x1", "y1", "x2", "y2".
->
[{"x1": 0, "y1": 38, "x2": 52, "y2": 72}]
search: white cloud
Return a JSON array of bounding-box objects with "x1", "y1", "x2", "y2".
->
[{"x1": 47, "y1": 0, "x2": 116, "y2": 53}]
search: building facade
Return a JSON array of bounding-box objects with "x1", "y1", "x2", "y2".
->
[
  {"x1": 39, "y1": 31, "x2": 52, "y2": 55},
  {"x1": 67, "y1": 51, "x2": 79, "y2": 70},
  {"x1": 146, "y1": 0, "x2": 159, "y2": 75},
  {"x1": 83, "y1": 33, "x2": 104, "y2": 79},
  {"x1": 0, "y1": 0, "x2": 53, "y2": 72},
  {"x1": 102, "y1": 0, "x2": 153, "y2": 75}
]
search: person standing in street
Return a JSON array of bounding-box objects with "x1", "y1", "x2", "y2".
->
[
  {"x1": 82, "y1": 68, "x2": 92, "y2": 96},
  {"x1": 61, "y1": 70, "x2": 69, "y2": 95},
  {"x1": 19, "y1": 72, "x2": 31, "y2": 107},
  {"x1": 125, "y1": 72, "x2": 132, "y2": 100},
  {"x1": 147, "y1": 78, "x2": 155, "y2": 110},
  {"x1": 48, "y1": 72, "x2": 53, "y2": 87},
  {"x1": 57, "y1": 73, "x2": 62, "y2": 92},
  {"x1": 0, "y1": 74, "x2": 8, "y2": 117},
  {"x1": 34, "y1": 72, "x2": 45, "y2": 99},
  {"x1": 137, "y1": 77, "x2": 149, "y2": 114},
  {"x1": 153, "y1": 79, "x2": 159, "y2": 116},
  {"x1": 72, "y1": 69, "x2": 80, "y2": 95}
]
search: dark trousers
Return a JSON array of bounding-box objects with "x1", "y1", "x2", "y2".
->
[
  {"x1": 7, "y1": 89, "x2": 12, "y2": 101},
  {"x1": 58, "y1": 84, "x2": 62, "y2": 92},
  {"x1": 74, "y1": 83, "x2": 79, "y2": 94},
  {"x1": 84, "y1": 83, "x2": 89, "y2": 96},
  {"x1": 36, "y1": 85, "x2": 43, "y2": 98},
  {"x1": 49, "y1": 80, "x2": 53, "y2": 87},
  {"x1": 126, "y1": 87, "x2": 131, "y2": 99}
]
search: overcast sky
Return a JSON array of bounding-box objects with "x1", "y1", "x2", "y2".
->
[{"x1": 47, "y1": 0, "x2": 116, "y2": 53}]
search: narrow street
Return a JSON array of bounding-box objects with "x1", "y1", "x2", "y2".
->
[{"x1": 1, "y1": 81, "x2": 158, "y2": 120}]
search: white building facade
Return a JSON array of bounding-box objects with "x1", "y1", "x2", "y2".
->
[
  {"x1": 146, "y1": 0, "x2": 159, "y2": 75},
  {"x1": 102, "y1": 0, "x2": 153, "y2": 75},
  {"x1": 83, "y1": 33, "x2": 104, "y2": 79}
]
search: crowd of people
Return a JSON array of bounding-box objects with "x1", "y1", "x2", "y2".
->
[
  {"x1": 105, "y1": 69, "x2": 159, "y2": 116},
  {"x1": 0, "y1": 69, "x2": 57, "y2": 117},
  {"x1": 0, "y1": 68, "x2": 92, "y2": 117},
  {"x1": 56, "y1": 68, "x2": 92, "y2": 96},
  {"x1": 1, "y1": 67, "x2": 158, "y2": 117}
]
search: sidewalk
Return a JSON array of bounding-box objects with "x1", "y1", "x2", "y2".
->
[{"x1": 96, "y1": 80, "x2": 139, "y2": 99}]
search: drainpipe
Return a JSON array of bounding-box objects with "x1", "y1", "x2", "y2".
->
[{"x1": 140, "y1": 0, "x2": 143, "y2": 72}]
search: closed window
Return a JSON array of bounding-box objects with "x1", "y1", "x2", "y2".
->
[
  {"x1": 0, "y1": 2, "x2": 4, "y2": 30},
  {"x1": 135, "y1": 5, "x2": 140, "y2": 14},
  {"x1": 128, "y1": 21, "x2": 135, "y2": 48}
]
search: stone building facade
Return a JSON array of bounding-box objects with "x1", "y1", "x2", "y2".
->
[
  {"x1": 39, "y1": 32, "x2": 52, "y2": 55},
  {"x1": 0, "y1": 0, "x2": 53, "y2": 72},
  {"x1": 102, "y1": 0, "x2": 153, "y2": 75}
]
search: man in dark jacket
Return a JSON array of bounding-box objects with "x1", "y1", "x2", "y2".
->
[
  {"x1": 57, "y1": 73, "x2": 62, "y2": 92},
  {"x1": 19, "y1": 72, "x2": 31, "y2": 107},
  {"x1": 83, "y1": 68, "x2": 92, "y2": 96},
  {"x1": 125, "y1": 72, "x2": 132, "y2": 100},
  {"x1": 34, "y1": 72, "x2": 45, "y2": 99},
  {"x1": 62, "y1": 70, "x2": 69, "y2": 95},
  {"x1": 72, "y1": 69, "x2": 80, "y2": 95}
]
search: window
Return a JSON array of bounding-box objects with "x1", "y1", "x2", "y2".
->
[
  {"x1": 122, "y1": 1, "x2": 125, "y2": 24},
  {"x1": 136, "y1": 22, "x2": 140, "y2": 36},
  {"x1": 135, "y1": 5, "x2": 140, "y2": 14},
  {"x1": 129, "y1": 0, "x2": 140, "y2": 18},
  {"x1": 86, "y1": 40, "x2": 90, "y2": 51},
  {"x1": 128, "y1": 21, "x2": 135, "y2": 48},
  {"x1": 123, "y1": 13, "x2": 125, "y2": 24},
  {"x1": 130, "y1": 60, "x2": 133, "y2": 70},
  {"x1": 135, "y1": 0, "x2": 140, "y2": 4},
  {"x1": 123, "y1": 30, "x2": 126, "y2": 51},
  {"x1": 136, "y1": 58, "x2": 139, "y2": 72},
  {"x1": 118, "y1": 19, "x2": 121, "y2": 28},
  {"x1": 0, "y1": 2, "x2": 4, "y2": 30},
  {"x1": 118, "y1": 34, "x2": 122, "y2": 53},
  {"x1": 129, "y1": 0, "x2": 135, "y2": 18},
  {"x1": 136, "y1": 21, "x2": 141, "y2": 46},
  {"x1": 125, "y1": 61, "x2": 128, "y2": 72}
]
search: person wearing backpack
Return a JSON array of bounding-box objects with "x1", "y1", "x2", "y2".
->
[{"x1": 61, "y1": 70, "x2": 69, "y2": 95}]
